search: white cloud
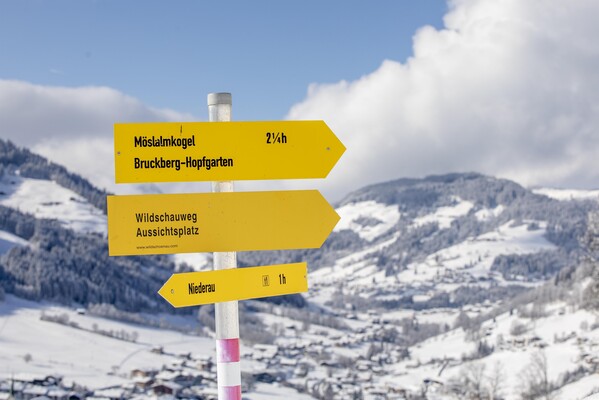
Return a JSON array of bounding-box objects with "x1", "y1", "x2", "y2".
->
[
  {"x1": 0, "y1": 80, "x2": 195, "y2": 194},
  {"x1": 2, "y1": 0, "x2": 598, "y2": 202},
  {"x1": 287, "y1": 0, "x2": 599, "y2": 200}
]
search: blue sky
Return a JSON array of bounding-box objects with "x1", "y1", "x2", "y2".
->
[
  {"x1": 1, "y1": 0, "x2": 598, "y2": 201},
  {"x1": 0, "y1": 0, "x2": 446, "y2": 121}
]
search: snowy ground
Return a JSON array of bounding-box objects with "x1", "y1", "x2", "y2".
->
[
  {"x1": 383, "y1": 304, "x2": 599, "y2": 400},
  {"x1": 0, "y1": 295, "x2": 326, "y2": 399},
  {"x1": 0, "y1": 296, "x2": 214, "y2": 389},
  {"x1": 244, "y1": 383, "x2": 314, "y2": 399}
]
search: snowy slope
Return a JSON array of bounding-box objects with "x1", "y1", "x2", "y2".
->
[
  {"x1": 334, "y1": 200, "x2": 401, "y2": 241},
  {"x1": 399, "y1": 220, "x2": 556, "y2": 285},
  {"x1": 0, "y1": 230, "x2": 28, "y2": 255},
  {"x1": 413, "y1": 197, "x2": 474, "y2": 229},
  {"x1": 0, "y1": 296, "x2": 211, "y2": 389},
  {"x1": 377, "y1": 303, "x2": 599, "y2": 400},
  {"x1": 533, "y1": 188, "x2": 599, "y2": 202},
  {"x1": 311, "y1": 219, "x2": 556, "y2": 306},
  {"x1": 0, "y1": 174, "x2": 106, "y2": 235},
  {"x1": 0, "y1": 295, "x2": 325, "y2": 399}
]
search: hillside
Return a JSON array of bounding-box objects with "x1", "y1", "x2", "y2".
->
[
  {"x1": 0, "y1": 139, "x2": 178, "y2": 314},
  {"x1": 242, "y1": 173, "x2": 595, "y2": 310},
  {"x1": 0, "y1": 139, "x2": 108, "y2": 212},
  {"x1": 1, "y1": 140, "x2": 599, "y2": 398}
]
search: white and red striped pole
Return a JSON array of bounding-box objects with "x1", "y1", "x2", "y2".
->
[{"x1": 208, "y1": 92, "x2": 242, "y2": 400}]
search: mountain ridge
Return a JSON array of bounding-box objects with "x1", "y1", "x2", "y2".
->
[
  {"x1": 2, "y1": 142, "x2": 599, "y2": 398},
  {"x1": 0, "y1": 140, "x2": 595, "y2": 315}
]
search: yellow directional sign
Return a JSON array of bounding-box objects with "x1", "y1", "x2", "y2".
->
[
  {"x1": 107, "y1": 190, "x2": 339, "y2": 256},
  {"x1": 113, "y1": 120, "x2": 345, "y2": 183},
  {"x1": 158, "y1": 263, "x2": 308, "y2": 308}
]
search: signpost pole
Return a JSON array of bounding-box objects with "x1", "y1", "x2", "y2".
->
[{"x1": 208, "y1": 92, "x2": 241, "y2": 400}]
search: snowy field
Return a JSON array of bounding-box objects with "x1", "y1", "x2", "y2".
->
[
  {"x1": 0, "y1": 175, "x2": 107, "y2": 235},
  {"x1": 0, "y1": 296, "x2": 213, "y2": 389}
]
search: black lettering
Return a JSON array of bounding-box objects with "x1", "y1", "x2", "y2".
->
[
  {"x1": 188, "y1": 282, "x2": 216, "y2": 295},
  {"x1": 133, "y1": 135, "x2": 196, "y2": 149}
]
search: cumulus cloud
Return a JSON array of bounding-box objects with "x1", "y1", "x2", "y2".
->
[
  {"x1": 287, "y1": 0, "x2": 599, "y2": 200},
  {"x1": 2, "y1": 0, "x2": 598, "y2": 202},
  {"x1": 0, "y1": 80, "x2": 195, "y2": 193}
]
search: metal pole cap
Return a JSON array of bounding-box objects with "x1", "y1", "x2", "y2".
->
[{"x1": 207, "y1": 92, "x2": 232, "y2": 106}]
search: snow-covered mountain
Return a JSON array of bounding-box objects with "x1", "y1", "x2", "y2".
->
[
  {"x1": 1, "y1": 140, "x2": 599, "y2": 399},
  {"x1": 242, "y1": 173, "x2": 595, "y2": 312}
]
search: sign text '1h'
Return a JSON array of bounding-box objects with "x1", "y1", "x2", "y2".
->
[
  {"x1": 158, "y1": 263, "x2": 308, "y2": 307},
  {"x1": 107, "y1": 190, "x2": 340, "y2": 256},
  {"x1": 114, "y1": 120, "x2": 345, "y2": 183}
]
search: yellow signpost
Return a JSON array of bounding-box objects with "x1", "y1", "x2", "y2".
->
[
  {"x1": 158, "y1": 263, "x2": 308, "y2": 308},
  {"x1": 108, "y1": 94, "x2": 344, "y2": 399},
  {"x1": 114, "y1": 120, "x2": 345, "y2": 183},
  {"x1": 107, "y1": 190, "x2": 340, "y2": 256}
]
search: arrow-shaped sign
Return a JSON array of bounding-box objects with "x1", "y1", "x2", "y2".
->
[
  {"x1": 113, "y1": 120, "x2": 345, "y2": 183},
  {"x1": 158, "y1": 263, "x2": 308, "y2": 308},
  {"x1": 107, "y1": 190, "x2": 339, "y2": 256}
]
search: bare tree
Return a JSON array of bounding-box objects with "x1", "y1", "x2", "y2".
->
[
  {"x1": 452, "y1": 361, "x2": 506, "y2": 400},
  {"x1": 460, "y1": 362, "x2": 487, "y2": 400},
  {"x1": 519, "y1": 351, "x2": 555, "y2": 400},
  {"x1": 487, "y1": 361, "x2": 506, "y2": 400}
]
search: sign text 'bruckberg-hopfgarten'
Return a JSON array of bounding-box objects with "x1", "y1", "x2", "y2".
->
[
  {"x1": 109, "y1": 112, "x2": 344, "y2": 309},
  {"x1": 114, "y1": 120, "x2": 345, "y2": 183}
]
